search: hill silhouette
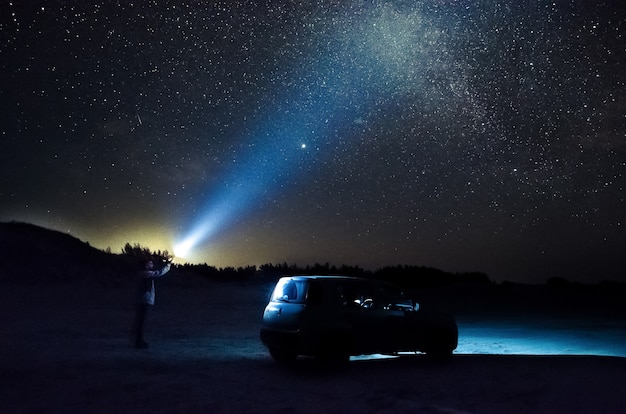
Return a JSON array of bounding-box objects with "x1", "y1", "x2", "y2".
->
[
  {"x1": 0, "y1": 222, "x2": 131, "y2": 284},
  {"x1": 3, "y1": 221, "x2": 623, "y2": 302},
  {"x1": 0, "y1": 221, "x2": 492, "y2": 288}
]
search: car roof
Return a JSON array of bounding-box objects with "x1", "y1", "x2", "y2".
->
[{"x1": 286, "y1": 275, "x2": 364, "y2": 281}]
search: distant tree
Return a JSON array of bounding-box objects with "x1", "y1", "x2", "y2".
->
[
  {"x1": 374, "y1": 265, "x2": 490, "y2": 289},
  {"x1": 176, "y1": 263, "x2": 257, "y2": 281},
  {"x1": 121, "y1": 242, "x2": 173, "y2": 265},
  {"x1": 179, "y1": 259, "x2": 489, "y2": 286}
]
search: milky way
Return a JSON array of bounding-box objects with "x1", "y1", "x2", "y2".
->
[{"x1": 1, "y1": 1, "x2": 624, "y2": 283}]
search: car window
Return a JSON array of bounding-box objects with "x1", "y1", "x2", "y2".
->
[
  {"x1": 271, "y1": 279, "x2": 307, "y2": 304},
  {"x1": 337, "y1": 282, "x2": 376, "y2": 309}
]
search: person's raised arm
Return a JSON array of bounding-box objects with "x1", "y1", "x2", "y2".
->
[{"x1": 142, "y1": 263, "x2": 171, "y2": 279}]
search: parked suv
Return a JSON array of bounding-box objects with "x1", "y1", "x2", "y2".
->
[{"x1": 260, "y1": 276, "x2": 458, "y2": 362}]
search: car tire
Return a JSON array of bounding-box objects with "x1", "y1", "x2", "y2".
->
[{"x1": 269, "y1": 347, "x2": 297, "y2": 363}]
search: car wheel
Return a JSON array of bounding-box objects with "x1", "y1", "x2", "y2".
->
[
  {"x1": 425, "y1": 344, "x2": 454, "y2": 358},
  {"x1": 269, "y1": 347, "x2": 297, "y2": 363}
]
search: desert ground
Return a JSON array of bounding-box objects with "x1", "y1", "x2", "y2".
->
[{"x1": 1, "y1": 273, "x2": 625, "y2": 414}]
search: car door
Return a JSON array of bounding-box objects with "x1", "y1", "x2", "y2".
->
[
  {"x1": 336, "y1": 280, "x2": 396, "y2": 354},
  {"x1": 378, "y1": 283, "x2": 418, "y2": 352}
]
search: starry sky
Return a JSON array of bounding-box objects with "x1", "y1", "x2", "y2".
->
[{"x1": 1, "y1": 1, "x2": 624, "y2": 283}]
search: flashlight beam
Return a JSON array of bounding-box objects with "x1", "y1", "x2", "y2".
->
[{"x1": 173, "y1": 6, "x2": 443, "y2": 260}]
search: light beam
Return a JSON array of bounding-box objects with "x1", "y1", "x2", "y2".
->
[{"x1": 173, "y1": 5, "x2": 448, "y2": 260}]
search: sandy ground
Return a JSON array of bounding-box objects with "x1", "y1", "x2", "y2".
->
[{"x1": 1, "y1": 278, "x2": 625, "y2": 414}]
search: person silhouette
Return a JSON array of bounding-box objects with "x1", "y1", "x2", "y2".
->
[{"x1": 132, "y1": 257, "x2": 171, "y2": 349}]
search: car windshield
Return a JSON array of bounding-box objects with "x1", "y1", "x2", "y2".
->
[{"x1": 271, "y1": 279, "x2": 308, "y2": 304}]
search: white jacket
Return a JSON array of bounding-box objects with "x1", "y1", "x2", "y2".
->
[{"x1": 137, "y1": 263, "x2": 171, "y2": 305}]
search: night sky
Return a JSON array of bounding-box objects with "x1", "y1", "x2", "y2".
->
[{"x1": 1, "y1": 1, "x2": 624, "y2": 283}]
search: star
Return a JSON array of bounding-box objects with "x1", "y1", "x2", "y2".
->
[{"x1": 1, "y1": 1, "x2": 624, "y2": 284}]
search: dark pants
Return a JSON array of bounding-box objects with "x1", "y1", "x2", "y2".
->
[{"x1": 133, "y1": 303, "x2": 150, "y2": 344}]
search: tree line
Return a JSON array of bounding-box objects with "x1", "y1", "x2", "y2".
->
[{"x1": 122, "y1": 243, "x2": 492, "y2": 288}]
